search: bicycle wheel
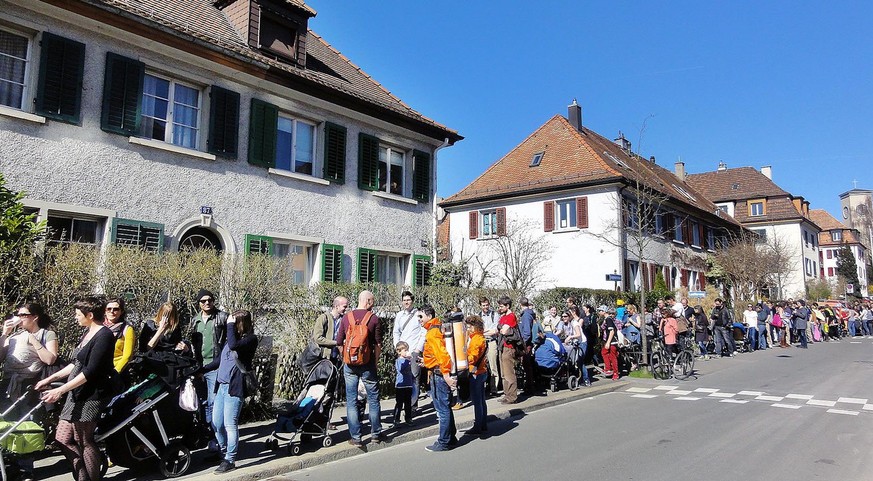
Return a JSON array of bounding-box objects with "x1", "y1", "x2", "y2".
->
[
  {"x1": 672, "y1": 350, "x2": 695, "y2": 380},
  {"x1": 650, "y1": 353, "x2": 671, "y2": 380}
]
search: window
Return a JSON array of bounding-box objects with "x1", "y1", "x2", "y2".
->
[
  {"x1": 274, "y1": 242, "x2": 313, "y2": 284},
  {"x1": 624, "y1": 202, "x2": 639, "y2": 230},
  {"x1": 376, "y1": 253, "x2": 407, "y2": 285},
  {"x1": 481, "y1": 210, "x2": 498, "y2": 237},
  {"x1": 141, "y1": 73, "x2": 201, "y2": 149},
  {"x1": 378, "y1": 146, "x2": 405, "y2": 196},
  {"x1": 828, "y1": 267, "x2": 834, "y2": 277},
  {"x1": 47, "y1": 215, "x2": 103, "y2": 246},
  {"x1": 259, "y1": 12, "x2": 298, "y2": 62},
  {"x1": 672, "y1": 184, "x2": 697, "y2": 202},
  {"x1": 827, "y1": 250, "x2": 833, "y2": 259},
  {"x1": 557, "y1": 200, "x2": 577, "y2": 230},
  {"x1": 691, "y1": 221, "x2": 701, "y2": 247},
  {"x1": 832, "y1": 231, "x2": 842, "y2": 242},
  {"x1": 276, "y1": 115, "x2": 316, "y2": 175},
  {"x1": 112, "y1": 218, "x2": 164, "y2": 251},
  {"x1": 749, "y1": 201, "x2": 764, "y2": 217},
  {"x1": 0, "y1": 28, "x2": 30, "y2": 110},
  {"x1": 707, "y1": 228, "x2": 715, "y2": 250},
  {"x1": 530, "y1": 151, "x2": 544, "y2": 167},
  {"x1": 673, "y1": 217, "x2": 684, "y2": 243},
  {"x1": 752, "y1": 228, "x2": 767, "y2": 242},
  {"x1": 655, "y1": 212, "x2": 665, "y2": 236}
]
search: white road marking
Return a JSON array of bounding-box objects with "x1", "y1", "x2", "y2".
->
[
  {"x1": 837, "y1": 397, "x2": 868, "y2": 404},
  {"x1": 738, "y1": 391, "x2": 764, "y2": 396},
  {"x1": 674, "y1": 397, "x2": 701, "y2": 401},
  {"x1": 654, "y1": 385, "x2": 680, "y2": 391},
  {"x1": 785, "y1": 394, "x2": 814, "y2": 400},
  {"x1": 827, "y1": 409, "x2": 859, "y2": 416},
  {"x1": 756, "y1": 395, "x2": 784, "y2": 402},
  {"x1": 772, "y1": 403, "x2": 802, "y2": 409},
  {"x1": 862, "y1": 404, "x2": 873, "y2": 411},
  {"x1": 709, "y1": 392, "x2": 736, "y2": 398},
  {"x1": 668, "y1": 390, "x2": 692, "y2": 395},
  {"x1": 693, "y1": 388, "x2": 719, "y2": 393},
  {"x1": 719, "y1": 399, "x2": 749, "y2": 404},
  {"x1": 626, "y1": 387, "x2": 652, "y2": 393},
  {"x1": 807, "y1": 399, "x2": 837, "y2": 407},
  {"x1": 631, "y1": 394, "x2": 658, "y2": 399}
]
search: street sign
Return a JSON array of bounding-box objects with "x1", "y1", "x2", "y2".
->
[
  {"x1": 606, "y1": 274, "x2": 622, "y2": 282},
  {"x1": 689, "y1": 291, "x2": 706, "y2": 298},
  {"x1": 847, "y1": 284, "x2": 854, "y2": 294}
]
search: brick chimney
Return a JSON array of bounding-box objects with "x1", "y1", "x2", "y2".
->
[
  {"x1": 674, "y1": 160, "x2": 686, "y2": 180},
  {"x1": 567, "y1": 99, "x2": 582, "y2": 131},
  {"x1": 761, "y1": 165, "x2": 772, "y2": 180}
]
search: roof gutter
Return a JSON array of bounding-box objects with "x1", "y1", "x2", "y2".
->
[{"x1": 432, "y1": 138, "x2": 451, "y2": 260}]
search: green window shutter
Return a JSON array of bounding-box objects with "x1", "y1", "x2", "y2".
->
[
  {"x1": 35, "y1": 33, "x2": 85, "y2": 124},
  {"x1": 412, "y1": 149, "x2": 431, "y2": 202},
  {"x1": 248, "y1": 98, "x2": 278, "y2": 168},
  {"x1": 323, "y1": 122, "x2": 347, "y2": 184},
  {"x1": 111, "y1": 218, "x2": 164, "y2": 252},
  {"x1": 321, "y1": 244, "x2": 343, "y2": 283},
  {"x1": 245, "y1": 234, "x2": 273, "y2": 256},
  {"x1": 207, "y1": 86, "x2": 240, "y2": 158},
  {"x1": 100, "y1": 52, "x2": 144, "y2": 135},
  {"x1": 357, "y1": 248, "x2": 377, "y2": 283},
  {"x1": 413, "y1": 255, "x2": 432, "y2": 287},
  {"x1": 357, "y1": 133, "x2": 379, "y2": 191}
]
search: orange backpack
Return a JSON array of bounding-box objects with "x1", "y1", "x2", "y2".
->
[{"x1": 343, "y1": 311, "x2": 374, "y2": 366}]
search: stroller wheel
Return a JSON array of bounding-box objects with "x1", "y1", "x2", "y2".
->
[
  {"x1": 288, "y1": 443, "x2": 302, "y2": 456},
  {"x1": 158, "y1": 442, "x2": 191, "y2": 478},
  {"x1": 322, "y1": 436, "x2": 333, "y2": 448},
  {"x1": 567, "y1": 376, "x2": 579, "y2": 391}
]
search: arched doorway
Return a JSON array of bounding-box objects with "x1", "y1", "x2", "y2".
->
[{"x1": 178, "y1": 226, "x2": 223, "y2": 252}]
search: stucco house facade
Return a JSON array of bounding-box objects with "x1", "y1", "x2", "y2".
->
[
  {"x1": 0, "y1": 0, "x2": 460, "y2": 287},
  {"x1": 686, "y1": 165, "x2": 820, "y2": 299},
  {"x1": 810, "y1": 209, "x2": 868, "y2": 298},
  {"x1": 439, "y1": 102, "x2": 743, "y2": 294}
]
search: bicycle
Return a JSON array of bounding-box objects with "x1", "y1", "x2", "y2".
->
[
  {"x1": 672, "y1": 335, "x2": 696, "y2": 381},
  {"x1": 649, "y1": 335, "x2": 695, "y2": 380}
]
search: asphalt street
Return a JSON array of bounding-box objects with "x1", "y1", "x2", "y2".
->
[{"x1": 277, "y1": 338, "x2": 873, "y2": 481}]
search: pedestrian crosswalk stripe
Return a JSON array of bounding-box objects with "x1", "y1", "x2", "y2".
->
[
  {"x1": 756, "y1": 395, "x2": 784, "y2": 402},
  {"x1": 719, "y1": 399, "x2": 748, "y2": 404},
  {"x1": 709, "y1": 392, "x2": 736, "y2": 398},
  {"x1": 654, "y1": 385, "x2": 679, "y2": 391},
  {"x1": 631, "y1": 394, "x2": 658, "y2": 399},
  {"x1": 674, "y1": 397, "x2": 700, "y2": 401},
  {"x1": 693, "y1": 388, "x2": 719, "y2": 393},
  {"x1": 668, "y1": 390, "x2": 692, "y2": 395},
  {"x1": 738, "y1": 391, "x2": 764, "y2": 396},
  {"x1": 786, "y1": 394, "x2": 814, "y2": 400},
  {"x1": 772, "y1": 403, "x2": 802, "y2": 409},
  {"x1": 807, "y1": 399, "x2": 837, "y2": 407},
  {"x1": 863, "y1": 404, "x2": 873, "y2": 411},
  {"x1": 837, "y1": 397, "x2": 868, "y2": 404},
  {"x1": 626, "y1": 387, "x2": 652, "y2": 393},
  {"x1": 827, "y1": 409, "x2": 859, "y2": 416}
]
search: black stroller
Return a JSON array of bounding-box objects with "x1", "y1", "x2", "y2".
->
[
  {"x1": 266, "y1": 358, "x2": 338, "y2": 455},
  {"x1": 94, "y1": 352, "x2": 208, "y2": 478}
]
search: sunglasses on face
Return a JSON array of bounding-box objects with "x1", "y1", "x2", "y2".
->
[
  {"x1": 199, "y1": 298, "x2": 214, "y2": 304},
  {"x1": 16, "y1": 312, "x2": 32, "y2": 317},
  {"x1": 106, "y1": 307, "x2": 122, "y2": 312}
]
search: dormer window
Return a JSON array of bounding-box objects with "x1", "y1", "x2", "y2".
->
[
  {"x1": 530, "y1": 151, "x2": 544, "y2": 167},
  {"x1": 832, "y1": 231, "x2": 842, "y2": 242},
  {"x1": 259, "y1": 12, "x2": 298, "y2": 62},
  {"x1": 215, "y1": 0, "x2": 315, "y2": 67}
]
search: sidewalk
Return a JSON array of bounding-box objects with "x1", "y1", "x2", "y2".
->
[{"x1": 34, "y1": 380, "x2": 627, "y2": 481}]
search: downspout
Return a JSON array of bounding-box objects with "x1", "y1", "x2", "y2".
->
[
  {"x1": 618, "y1": 185, "x2": 628, "y2": 290},
  {"x1": 431, "y1": 138, "x2": 451, "y2": 260}
]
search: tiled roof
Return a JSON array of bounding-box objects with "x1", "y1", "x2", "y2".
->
[
  {"x1": 440, "y1": 115, "x2": 741, "y2": 227},
  {"x1": 731, "y1": 197, "x2": 806, "y2": 224},
  {"x1": 685, "y1": 167, "x2": 789, "y2": 202},
  {"x1": 810, "y1": 209, "x2": 847, "y2": 231},
  {"x1": 87, "y1": 0, "x2": 459, "y2": 141},
  {"x1": 811, "y1": 209, "x2": 862, "y2": 246}
]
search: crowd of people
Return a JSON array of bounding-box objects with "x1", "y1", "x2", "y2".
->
[{"x1": 0, "y1": 289, "x2": 258, "y2": 480}]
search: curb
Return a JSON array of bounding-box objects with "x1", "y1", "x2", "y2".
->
[{"x1": 223, "y1": 381, "x2": 629, "y2": 481}]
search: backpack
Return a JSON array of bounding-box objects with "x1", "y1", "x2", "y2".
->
[{"x1": 343, "y1": 311, "x2": 374, "y2": 366}]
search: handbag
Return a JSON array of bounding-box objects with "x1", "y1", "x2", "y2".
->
[
  {"x1": 178, "y1": 377, "x2": 199, "y2": 412},
  {"x1": 231, "y1": 351, "x2": 258, "y2": 396}
]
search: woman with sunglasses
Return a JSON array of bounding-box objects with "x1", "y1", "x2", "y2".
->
[
  {"x1": 0, "y1": 302, "x2": 58, "y2": 481},
  {"x1": 104, "y1": 297, "x2": 136, "y2": 376},
  {"x1": 36, "y1": 297, "x2": 115, "y2": 481}
]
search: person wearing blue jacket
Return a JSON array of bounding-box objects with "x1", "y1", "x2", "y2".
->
[
  {"x1": 202, "y1": 310, "x2": 258, "y2": 474},
  {"x1": 534, "y1": 333, "x2": 566, "y2": 371}
]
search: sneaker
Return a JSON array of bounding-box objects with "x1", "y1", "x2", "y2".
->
[
  {"x1": 214, "y1": 461, "x2": 236, "y2": 474},
  {"x1": 348, "y1": 438, "x2": 364, "y2": 448},
  {"x1": 584, "y1": 380, "x2": 592, "y2": 387},
  {"x1": 425, "y1": 443, "x2": 449, "y2": 452}
]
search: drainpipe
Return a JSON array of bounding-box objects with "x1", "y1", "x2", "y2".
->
[{"x1": 432, "y1": 138, "x2": 451, "y2": 260}]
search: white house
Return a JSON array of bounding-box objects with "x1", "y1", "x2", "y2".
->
[
  {"x1": 686, "y1": 165, "x2": 821, "y2": 299},
  {"x1": 439, "y1": 102, "x2": 743, "y2": 294},
  {"x1": 811, "y1": 209, "x2": 868, "y2": 298},
  {"x1": 0, "y1": 0, "x2": 460, "y2": 287}
]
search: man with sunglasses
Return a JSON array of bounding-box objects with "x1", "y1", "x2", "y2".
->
[{"x1": 191, "y1": 288, "x2": 228, "y2": 456}]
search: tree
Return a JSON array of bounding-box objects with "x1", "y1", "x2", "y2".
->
[
  {"x1": 0, "y1": 174, "x2": 45, "y2": 307},
  {"x1": 806, "y1": 278, "x2": 834, "y2": 302},
  {"x1": 484, "y1": 218, "x2": 551, "y2": 293},
  {"x1": 710, "y1": 232, "x2": 796, "y2": 302},
  {"x1": 835, "y1": 244, "x2": 861, "y2": 297}
]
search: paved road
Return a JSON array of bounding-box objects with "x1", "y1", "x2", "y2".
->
[{"x1": 277, "y1": 339, "x2": 873, "y2": 481}]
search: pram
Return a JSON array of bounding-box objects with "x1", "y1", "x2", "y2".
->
[
  {"x1": 94, "y1": 352, "x2": 206, "y2": 478},
  {"x1": 266, "y1": 358, "x2": 338, "y2": 455},
  {"x1": 731, "y1": 323, "x2": 747, "y2": 353},
  {"x1": 535, "y1": 334, "x2": 579, "y2": 392},
  {"x1": 0, "y1": 384, "x2": 57, "y2": 481}
]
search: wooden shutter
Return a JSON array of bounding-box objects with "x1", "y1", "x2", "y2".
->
[
  {"x1": 665, "y1": 213, "x2": 675, "y2": 239},
  {"x1": 323, "y1": 122, "x2": 347, "y2": 183},
  {"x1": 207, "y1": 86, "x2": 240, "y2": 157},
  {"x1": 543, "y1": 201, "x2": 555, "y2": 232},
  {"x1": 245, "y1": 234, "x2": 273, "y2": 256},
  {"x1": 357, "y1": 133, "x2": 379, "y2": 190},
  {"x1": 111, "y1": 218, "x2": 164, "y2": 252},
  {"x1": 321, "y1": 244, "x2": 343, "y2": 283},
  {"x1": 681, "y1": 269, "x2": 689, "y2": 288},
  {"x1": 35, "y1": 33, "x2": 85, "y2": 124},
  {"x1": 577, "y1": 197, "x2": 589, "y2": 229},
  {"x1": 248, "y1": 98, "x2": 278, "y2": 167},
  {"x1": 700, "y1": 272, "x2": 707, "y2": 289},
  {"x1": 496, "y1": 207, "x2": 507, "y2": 236},
  {"x1": 413, "y1": 255, "x2": 432, "y2": 287},
  {"x1": 469, "y1": 211, "x2": 479, "y2": 239},
  {"x1": 100, "y1": 52, "x2": 144, "y2": 135},
  {"x1": 412, "y1": 149, "x2": 431, "y2": 202},
  {"x1": 357, "y1": 248, "x2": 377, "y2": 283}
]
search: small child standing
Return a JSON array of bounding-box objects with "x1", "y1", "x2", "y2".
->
[{"x1": 393, "y1": 341, "x2": 414, "y2": 426}]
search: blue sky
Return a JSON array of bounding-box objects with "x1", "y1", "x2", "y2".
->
[{"x1": 307, "y1": 0, "x2": 872, "y2": 217}]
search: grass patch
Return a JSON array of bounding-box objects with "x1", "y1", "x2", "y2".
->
[{"x1": 628, "y1": 369, "x2": 654, "y2": 379}]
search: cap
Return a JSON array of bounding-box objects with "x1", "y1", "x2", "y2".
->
[
  {"x1": 616, "y1": 299, "x2": 625, "y2": 306},
  {"x1": 597, "y1": 305, "x2": 609, "y2": 312}
]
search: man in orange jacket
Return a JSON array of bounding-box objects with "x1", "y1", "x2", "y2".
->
[{"x1": 420, "y1": 305, "x2": 458, "y2": 452}]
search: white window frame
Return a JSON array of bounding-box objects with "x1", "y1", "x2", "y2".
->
[
  {"x1": 275, "y1": 113, "x2": 317, "y2": 176},
  {"x1": 0, "y1": 26, "x2": 32, "y2": 112},
  {"x1": 378, "y1": 144, "x2": 407, "y2": 197},
  {"x1": 750, "y1": 201, "x2": 764, "y2": 217},
  {"x1": 376, "y1": 252, "x2": 408, "y2": 286},
  {"x1": 480, "y1": 209, "x2": 498, "y2": 238},
  {"x1": 831, "y1": 231, "x2": 842, "y2": 242},
  {"x1": 141, "y1": 72, "x2": 203, "y2": 150},
  {"x1": 556, "y1": 199, "x2": 577, "y2": 231}
]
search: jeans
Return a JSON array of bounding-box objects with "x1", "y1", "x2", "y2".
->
[
  {"x1": 343, "y1": 364, "x2": 381, "y2": 441},
  {"x1": 747, "y1": 326, "x2": 758, "y2": 351},
  {"x1": 410, "y1": 351, "x2": 421, "y2": 409},
  {"x1": 212, "y1": 383, "x2": 243, "y2": 463},
  {"x1": 848, "y1": 320, "x2": 857, "y2": 337},
  {"x1": 697, "y1": 340, "x2": 708, "y2": 356},
  {"x1": 757, "y1": 325, "x2": 768, "y2": 348},
  {"x1": 798, "y1": 329, "x2": 808, "y2": 348},
  {"x1": 470, "y1": 372, "x2": 488, "y2": 431},
  {"x1": 624, "y1": 327, "x2": 641, "y2": 345},
  {"x1": 713, "y1": 327, "x2": 733, "y2": 356},
  {"x1": 430, "y1": 372, "x2": 457, "y2": 447},
  {"x1": 862, "y1": 320, "x2": 872, "y2": 336},
  {"x1": 576, "y1": 342, "x2": 590, "y2": 383},
  {"x1": 204, "y1": 369, "x2": 218, "y2": 426}
]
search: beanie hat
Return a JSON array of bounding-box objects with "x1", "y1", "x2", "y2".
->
[{"x1": 195, "y1": 288, "x2": 215, "y2": 303}]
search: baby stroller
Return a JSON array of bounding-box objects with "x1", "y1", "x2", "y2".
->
[
  {"x1": 266, "y1": 358, "x2": 338, "y2": 455},
  {"x1": 0, "y1": 384, "x2": 57, "y2": 481},
  {"x1": 731, "y1": 323, "x2": 747, "y2": 353},
  {"x1": 94, "y1": 352, "x2": 206, "y2": 478},
  {"x1": 535, "y1": 334, "x2": 579, "y2": 392}
]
